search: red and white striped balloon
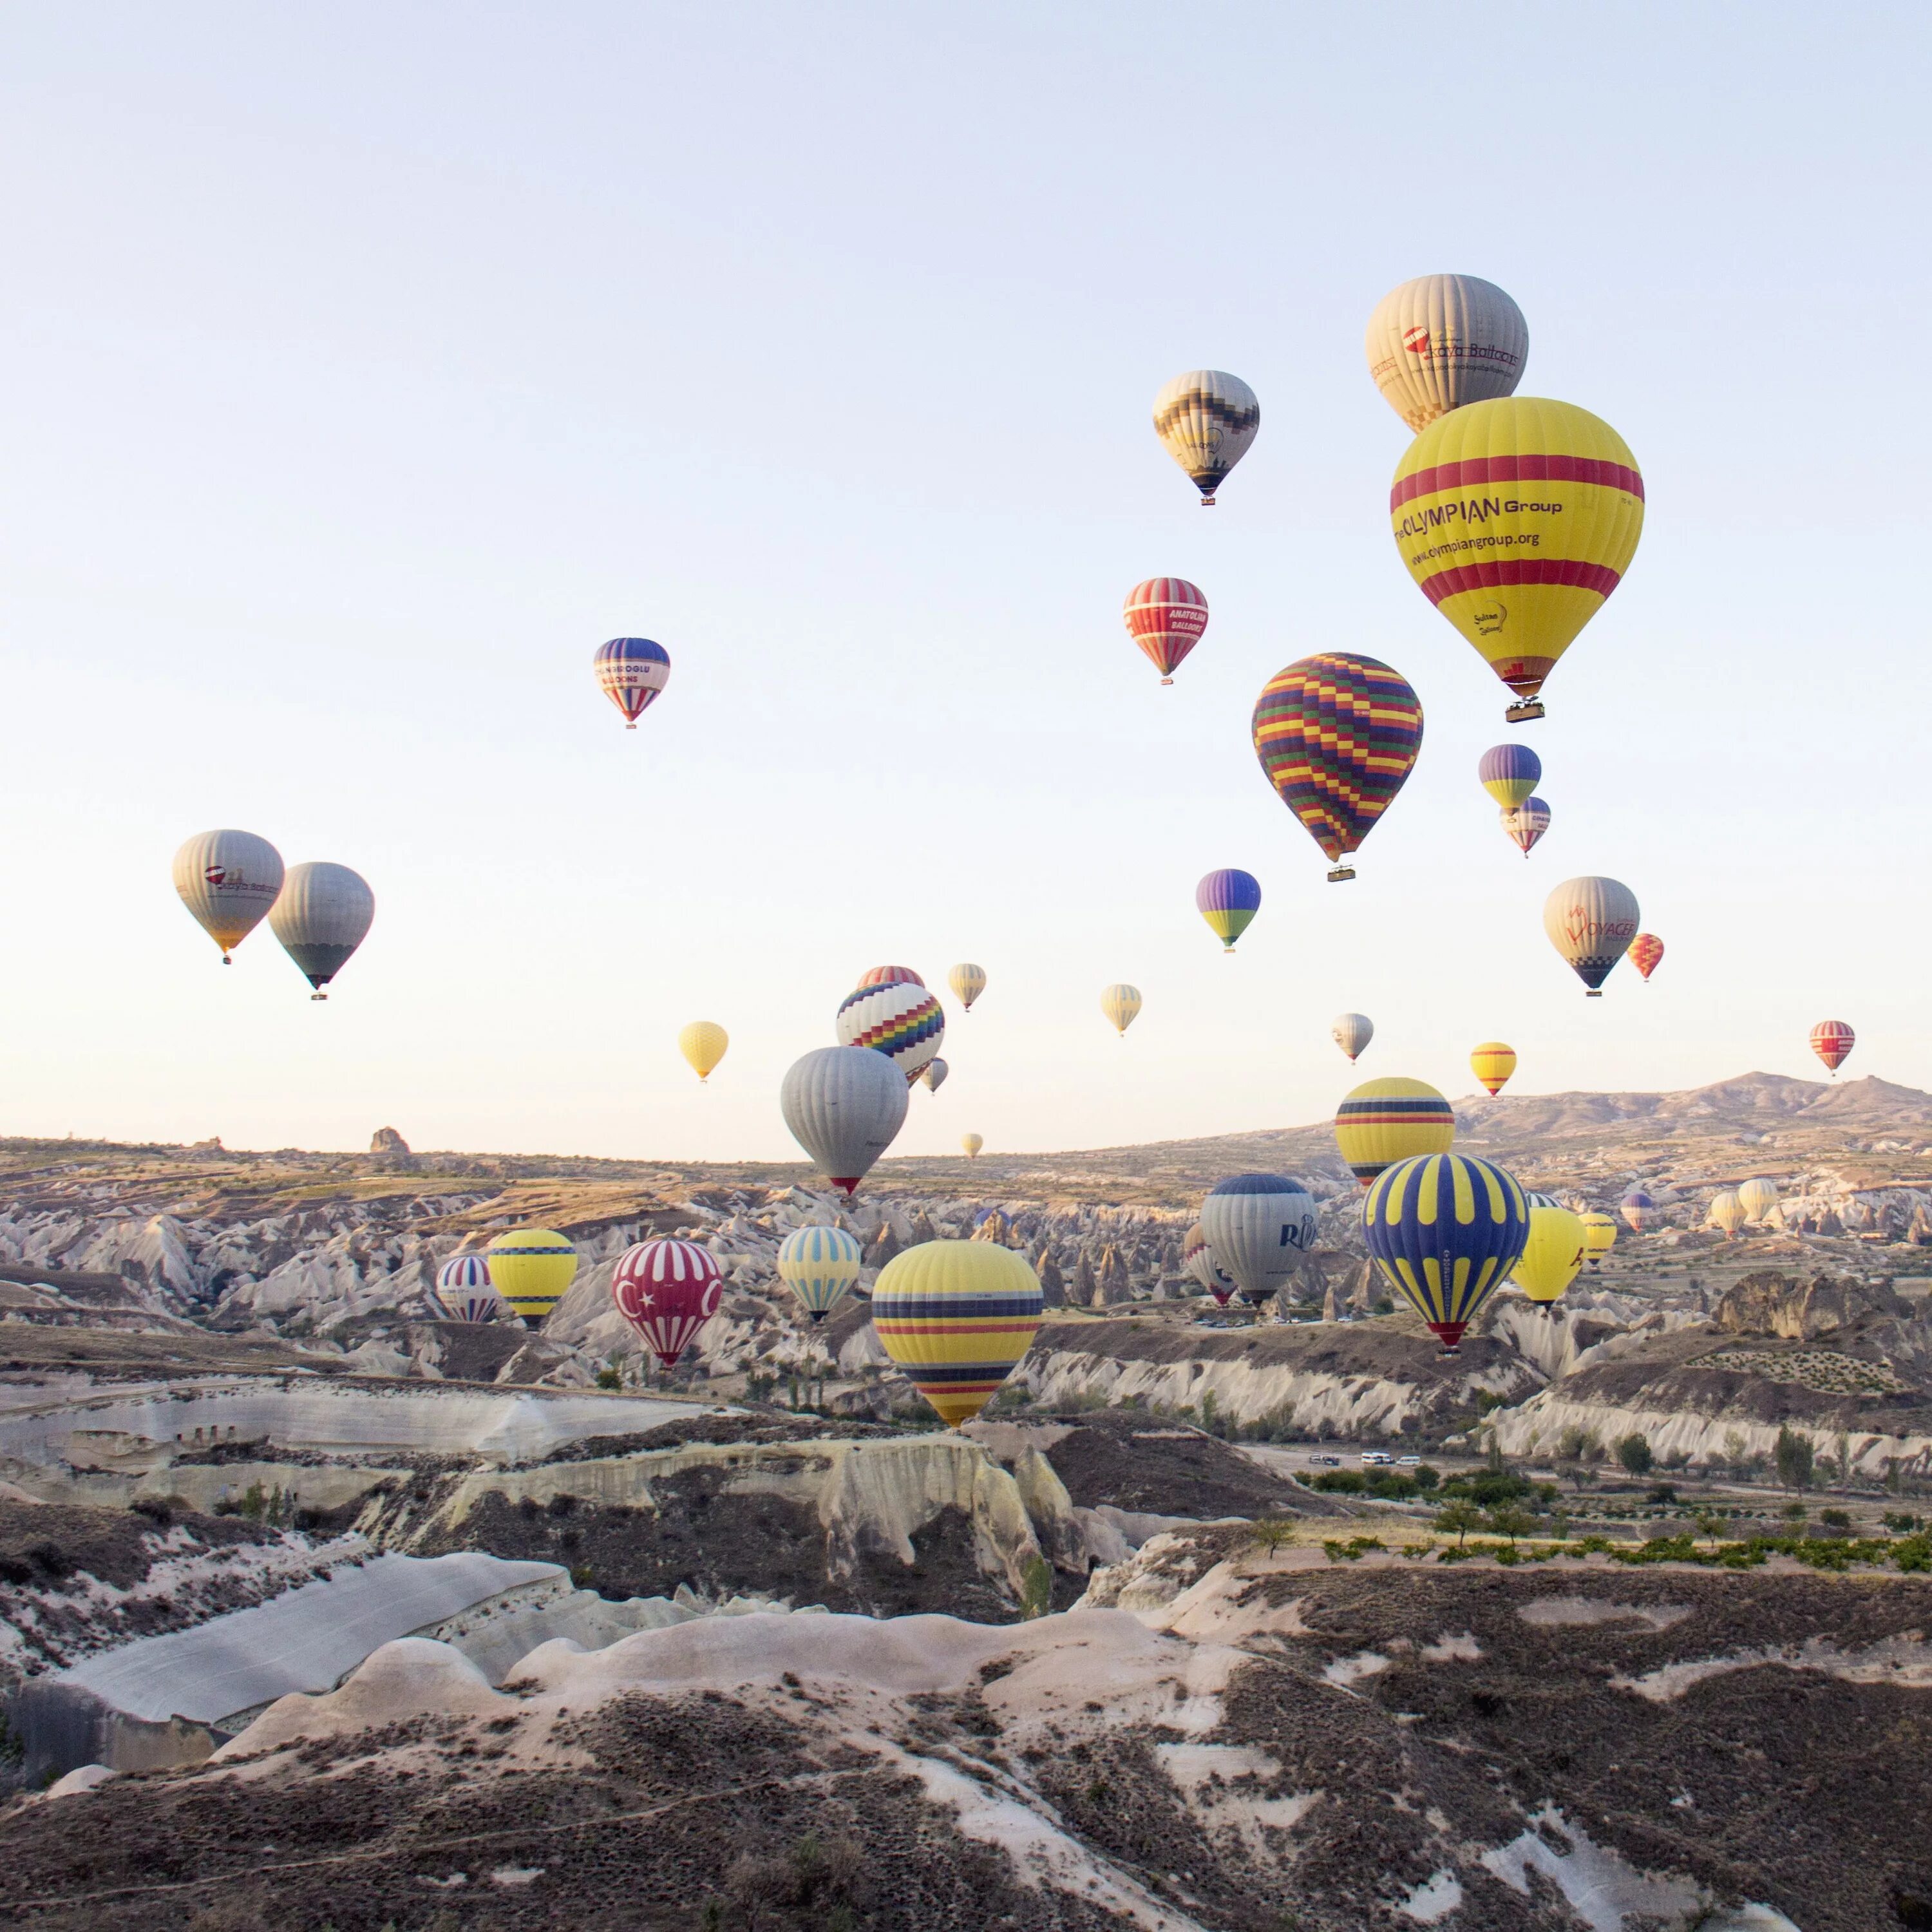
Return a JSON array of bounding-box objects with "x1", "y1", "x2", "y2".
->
[
  {"x1": 1810, "y1": 1019, "x2": 1855, "y2": 1077},
  {"x1": 1122, "y1": 578, "x2": 1209, "y2": 684},
  {"x1": 612, "y1": 1238, "x2": 723, "y2": 1370}
]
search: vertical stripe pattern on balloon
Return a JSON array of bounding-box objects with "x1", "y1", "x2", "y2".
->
[
  {"x1": 1361, "y1": 1153, "x2": 1530, "y2": 1349},
  {"x1": 612, "y1": 1238, "x2": 724, "y2": 1368}
]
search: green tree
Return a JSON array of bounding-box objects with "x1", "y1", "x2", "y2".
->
[
  {"x1": 1484, "y1": 1505, "x2": 1535, "y2": 1546},
  {"x1": 1694, "y1": 1512, "x2": 1727, "y2": 1548},
  {"x1": 1249, "y1": 1518, "x2": 1295, "y2": 1562},
  {"x1": 1434, "y1": 1500, "x2": 1484, "y2": 1548},
  {"x1": 1019, "y1": 1551, "x2": 1053, "y2": 1620},
  {"x1": 1775, "y1": 1425, "x2": 1815, "y2": 1492},
  {"x1": 1616, "y1": 1433, "x2": 1654, "y2": 1477}
]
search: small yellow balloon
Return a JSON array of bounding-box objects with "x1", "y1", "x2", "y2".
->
[
  {"x1": 1101, "y1": 983, "x2": 1142, "y2": 1036},
  {"x1": 1577, "y1": 1211, "x2": 1617, "y2": 1269},
  {"x1": 1470, "y1": 1041, "x2": 1517, "y2": 1097},
  {"x1": 486, "y1": 1227, "x2": 578, "y2": 1324},
  {"x1": 961, "y1": 1133, "x2": 983, "y2": 1158},
  {"x1": 678, "y1": 1021, "x2": 728, "y2": 1083},
  {"x1": 1512, "y1": 1204, "x2": 1585, "y2": 1305}
]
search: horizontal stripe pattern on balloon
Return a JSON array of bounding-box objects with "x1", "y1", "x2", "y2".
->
[
  {"x1": 871, "y1": 1241, "x2": 1045, "y2": 1426},
  {"x1": 836, "y1": 981, "x2": 944, "y2": 1083},
  {"x1": 1123, "y1": 577, "x2": 1209, "y2": 681},
  {"x1": 1334, "y1": 1077, "x2": 1455, "y2": 1184},
  {"x1": 486, "y1": 1228, "x2": 578, "y2": 1322},
  {"x1": 1362, "y1": 1152, "x2": 1530, "y2": 1350}
]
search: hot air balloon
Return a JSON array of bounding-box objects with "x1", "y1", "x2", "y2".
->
[
  {"x1": 268, "y1": 862, "x2": 374, "y2": 1000},
  {"x1": 1578, "y1": 1211, "x2": 1617, "y2": 1268},
  {"x1": 1334, "y1": 1077, "x2": 1455, "y2": 1186},
  {"x1": 1620, "y1": 1189, "x2": 1656, "y2": 1233},
  {"x1": 870, "y1": 1240, "x2": 1043, "y2": 1426},
  {"x1": 837, "y1": 980, "x2": 944, "y2": 1084},
  {"x1": 857, "y1": 965, "x2": 924, "y2": 990},
  {"x1": 1123, "y1": 578, "x2": 1209, "y2": 684},
  {"x1": 593, "y1": 637, "x2": 670, "y2": 728},
  {"x1": 1810, "y1": 1020, "x2": 1855, "y2": 1075},
  {"x1": 1200, "y1": 1174, "x2": 1318, "y2": 1307},
  {"x1": 1253, "y1": 654, "x2": 1423, "y2": 882},
  {"x1": 1629, "y1": 933, "x2": 1664, "y2": 982},
  {"x1": 1182, "y1": 1222, "x2": 1235, "y2": 1305},
  {"x1": 486, "y1": 1228, "x2": 578, "y2": 1325},
  {"x1": 1390, "y1": 397, "x2": 1643, "y2": 721},
  {"x1": 1511, "y1": 1203, "x2": 1584, "y2": 1309},
  {"x1": 1331, "y1": 1013, "x2": 1374, "y2": 1063},
  {"x1": 775, "y1": 1226, "x2": 862, "y2": 1324},
  {"x1": 613, "y1": 1238, "x2": 722, "y2": 1368},
  {"x1": 1152, "y1": 370, "x2": 1258, "y2": 506},
  {"x1": 434, "y1": 1254, "x2": 501, "y2": 1324},
  {"x1": 172, "y1": 830, "x2": 285, "y2": 964},
  {"x1": 1477, "y1": 744, "x2": 1541, "y2": 809},
  {"x1": 1365, "y1": 275, "x2": 1529, "y2": 433},
  {"x1": 1543, "y1": 876, "x2": 1639, "y2": 996},
  {"x1": 1709, "y1": 1190, "x2": 1747, "y2": 1236},
  {"x1": 1102, "y1": 984, "x2": 1142, "y2": 1036},
  {"x1": 1196, "y1": 869, "x2": 1262, "y2": 952},
  {"x1": 1738, "y1": 1178, "x2": 1778, "y2": 1224},
  {"x1": 961, "y1": 1132, "x2": 983, "y2": 1158},
  {"x1": 1363, "y1": 1153, "x2": 1530, "y2": 1353},
  {"x1": 679, "y1": 1021, "x2": 728, "y2": 1084},
  {"x1": 1501, "y1": 797, "x2": 1551, "y2": 857},
  {"x1": 922, "y1": 1058, "x2": 949, "y2": 1094},
  {"x1": 1470, "y1": 1042, "x2": 1517, "y2": 1097},
  {"x1": 781, "y1": 1045, "x2": 908, "y2": 1197},
  {"x1": 948, "y1": 963, "x2": 987, "y2": 1011}
]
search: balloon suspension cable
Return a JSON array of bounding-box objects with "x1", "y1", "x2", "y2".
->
[
  {"x1": 1505, "y1": 700, "x2": 1546, "y2": 723},
  {"x1": 1327, "y1": 865, "x2": 1357, "y2": 884}
]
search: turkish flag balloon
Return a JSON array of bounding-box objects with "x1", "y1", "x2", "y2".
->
[{"x1": 612, "y1": 1238, "x2": 723, "y2": 1370}]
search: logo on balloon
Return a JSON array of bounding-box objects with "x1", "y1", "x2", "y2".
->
[
  {"x1": 204, "y1": 866, "x2": 228, "y2": 886},
  {"x1": 1472, "y1": 601, "x2": 1508, "y2": 635},
  {"x1": 1278, "y1": 1213, "x2": 1318, "y2": 1251},
  {"x1": 1402, "y1": 326, "x2": 1431, "y2": 354}
]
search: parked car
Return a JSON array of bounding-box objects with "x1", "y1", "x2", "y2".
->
[
  {"x1": 1359, "y1": 1450, "x2": 1394, "y2": 1466},
  {"x1": 1396, "y1": 1454, "x2": 1423, "y2": 1466},
  {"x1": 1309, "y1": 1453, "x2": 1343, "y2": 1466}
]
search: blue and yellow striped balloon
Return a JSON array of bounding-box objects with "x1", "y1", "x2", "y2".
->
[
  {"x1": 870, "y1": 1240, "x2": 1043, "y2": 1427},
  {"x1": 777, "y1": 1225, "x2": 864, "y2": 1323},
  {"x1": 1361, "y1": 1153, "x2": 1529, "y2": 1353}
]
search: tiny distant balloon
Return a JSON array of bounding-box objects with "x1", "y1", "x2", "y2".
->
[
  {"x1": 1334, "y1": 1077, "x2": 1455, "y2": 1187},
  {"x1": 434, "y1": 1254, "x2": 500, "y2": 1324},
  {"x1": 1363, "y1": 1152, "x2": 1530, "y2": 1353},
  {"x1": 486, "y1": 1228, "x2": 578, "y2": 1325},
  {"x1": 679, "y1": 1021, "x2": 728, "y2": 1084},
  {"x1": 613, "y1": 1238, "x2": 723, "y2": 1368},
  {"x1": 1629, "y1": 933, "x2": 1665, "y2": 982},
  {"x1": 1470, "y1": 1042, "x2": 1517, "y2": 1097},
  {"x1": 1122, "y1": 578, "x2": 1209, "y2": 685},
  {"x1": 1153, "y1": 370, "x2": 1258, "y2": 506},
  {"x1": 1196, "y1": 869, "x2": 1262, "y2": 952},
  {"x1": 961, "y1": 1132, "x2": 983, "y2": 1158},
  {"x1": 1478, "y1": 744, "x2": 1541, "y2": 809},
  {"x1": 1543, "y1": 876, "x2": 1640, "y2": 996},
  {"x1": 1577, "y1": 1211, "x2": 1617, "y2": 1268},
  {"x1": 1101, "y1": 983, "x2": 1142, "y2": 1036},
  {"x1": 1810, "y1": 1019, "x2": 1855, "y2": 1076},
  {"x1": 948, "y1": 963, "x2": 987, "y2": 1011},
  {"x1": 1365, "y1": 275, "x2": 1529, "y2": 433},
  {"x1": 1502, "y1": 797, "x2": 1551, "y2": 857},
  {"x1": 922, "y1": 1057, "x2": 949, "y2": 1094},
  {"x1": 1620, "y1": 1188, "x2": 1656, "y2": 1233},
  {"x1": 268, "y1": 862, "x2": 374, "y2": 1001},
  {"x1": 776, "y1": 1225, "x2": 862, "y2": 1325},
  {"x1": 871, "y1": 1240, "x2": 1043, "y2": 1426},
  {"x1": 1331, "y1": 1013, "x2": 1374, "y2": 1063},
  {"x1": 594, "y1": 637, "x2": 670, "y2": 728},
  {"x1": 173, "y1": 829, "x2": 286, "y2": 965}
]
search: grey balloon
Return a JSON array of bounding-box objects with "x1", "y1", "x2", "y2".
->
[
  {"x1": 1200, "y1": 1173, "x2": 1319, "y2": 1304},
  {"x1": 268, "y1": 861, "x2": 375, "y2": 1000},
  {"x1": 781, "y1": 1045, "x2": 908, "y2": 1197}
]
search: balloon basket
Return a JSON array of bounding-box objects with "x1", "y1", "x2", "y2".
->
[
  {"x1": 1326, "y1": 865, "x2": 1356, "y2": 883},
  {"x1": 1200, "y1": 496, "x2": 1217, "y2": 507},
  {"x1": 1160, "y1": 677, "x2": 1173, "y2": 686},
  {"x1": 1505, "y1": 701, "x2": 1546, "y2": 723},
  {"x1": 1585, "y1": 990, "x2": 1602, "y2": 999},
  {"x1": 310, "y1": 993, "x2": 328, "y2": 1002}
]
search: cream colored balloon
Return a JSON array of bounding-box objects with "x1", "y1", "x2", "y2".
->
[
  {"x1": 1737, "y1": 1177, "x2": 1777, "y2": 1222},
  {"x1": 1365, "y1": 274, "x2": 1528, "y2": 433},
  {"x1": 949, "y1": 963, "x2": 987, "y2": 1011},
  {"x1": 1709, "y1": 1189, "x2": 1747, "y2": 1235},
  {"x1": 1330, "y1": 1012, "x2": 1373, "y2": 1062},
  {"x1": 679, "y1": 1021, "x2": 728, "y2": 1083},
  {"x1": 1542, "y1": 876, "x2": 1640, "y2": 996},
  {"x1": 173, "y1": 829, "x2": 285, "y2": 963},
  {"x1": 1151, "y1": 370, "x2": 1258, "y2": 506},
  {"x1": 1101, "y1": 983, "x2": 1143, "y2": 1036},
  {"x1": 961, "y1": 1133, "x2": 984, "y2": 1158}
]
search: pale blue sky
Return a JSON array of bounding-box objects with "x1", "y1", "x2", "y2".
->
[{"x1": 3, "y1": 4, "x2": 1927, "y2": 1160}]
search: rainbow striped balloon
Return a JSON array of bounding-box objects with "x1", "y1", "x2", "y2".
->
[
  {"x1": 1252, "y1": 654, "x2": 1423, "y2": 881},
  {"x1": 837, "y1": 980, "x2": 945, "y2": 1083},
  {"x1": 1334, "y1": 1077, "x2": 1455, "y2": 1186},
  {"x1": 870, "y1": 1240, "x2": 1044, "y2": 1427},
  {"x1": 1363, "y1": 1152, "x2": 1530, "y2": 1352},
  {"x1": 777, "y1": 1225, "x2": 864, "y2": 1323}
]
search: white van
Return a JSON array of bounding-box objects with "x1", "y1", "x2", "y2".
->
[{"x1": 1359, "y1": 1449, "x2": 1394, "y2": 1466}]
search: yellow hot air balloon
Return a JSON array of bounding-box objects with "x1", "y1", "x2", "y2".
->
[
  {"x1": 949, "y1": 963, "x2": 987, "y2": 1012},
  {"x1": 1738, "y1": 1177, "x2": 1778, "y2": 1224},
  {"x1": 1101, "y1": 983, "x2": 1142, "y2": 1036},
  {"x1": 486, "y1": 1227, "x2": 578, "y2": 1325},
  {"x1": 678, "y1": 1021, "x2": 728, "y2": 1084},
  {"x1": 1470, "y1": 1042, "x2": 1517, "y2": 1097},
  {"x1": 870, "y1": 1240, "x2": 1043, "y2": 1426},
  {"x1": 1390, "y1": 397, "x2": 1644, "y2": 721},
  {"x1": 1709, "y1": 1189, "x2": 1747, "y2": 1236},
  {"x1": 961, "y1": 1133, "x2": 984, "y2": 1158},
  {"x1": 1577, "y1": 1211, "x2": 1617, "y2": 1269},
  {"x1": 1333, "y1": 1077, "x2": 1455, "y2": 1186},
  {"x1": 1512, "y1": 1204, "x2": 1586, "y2": 1307}
]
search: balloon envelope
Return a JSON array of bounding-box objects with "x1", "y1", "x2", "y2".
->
[
  {"x1": 679, "y1": 1021, "x2": 728, "y2": 1083},
  {"x1": 1577, "y1": 1211, "x2": 1617, "y2": 1267},
  {"x1": 1512, "y1": 1204, "x2": 1585, "y2": 1305},
  {"x1": 1543, "y1": 876, "x2": 1640, "y2": 995},
  {"x1": 1334, "y1": 1077, "x2": 1455, "y2": 1186},
  {"x1": 268, "y1": 862, "x2": 374, "y2": 998},
  {"x1": 776, "y1": 1226, "x2": 862, "y2": 1323},
  {"x1": 594, "y1": 637, "x2": 670, "y2": 726},
  {"x1": 837, "y1": 981, "x2": 944, "y2": 1084},
  {"x1": 1196, "y1": 869, "x2": 1262, "y2": 951},
  {"x1": 1477, "y1": 744, "x2": 1541, "y2": 808},
  {"x1": 857, "y1": 965, "x2": 924, "y2": 990},
  {"x1": 947, "y1": 963, "x2": 987, "y2": 1010},
  {"x1": 1101, "y1": 983, "x2": 1142, "y2": 1035},
  {"x1": 922, "y1": 1057, "x2": 949, "y2": 1094},
  {"x1": 1363, "y1": 1153, "x2": 1530, "y2": 1351},
  {"x1": 1810, "y1": 1020, "x2": 1855, "y2": 1074},
  {"x1": 1470, "y1": 1042, "x2": 1517, "y2": 1097},
  {"x1": 1253, "y1": 654, "x2": 1423, "y2": 880},
  {"x1": 1152, "y1": 370, "x2": 1258, "y2": 505},
  {"x1": 1182, "y1": 1222, "x2": 1234, "y2": 1304},
  {"x1": 1629, "y1": 933, "x2": 1664, "y2": 981},
  {"x1": 1709, "y1": 1189, "x2": 1747, "y2": 1235},
  {"x1": 1123, "y1": 578, "x2": 1209, "y2": 683},
  {"x1": 1738, "y1": 1178, "x2": 1778, "y2": 1222},
  {"x1": 434, "y1": 1255, "x2": 501, "y2": 1324},
  {"x1": 486, "y1": 1228, "x2": 578, "y2": 1325},
  {"x1": 173, "y1": 829, "x2": 285, "y2": 963},
  {"x1": 1502, "y1": 797, "x2": 1551, "y2": 857},
  {"x1": 781, "y1": 1046, "x2": 908, "y2": 1197},
  {"x1": 1331, "y1": 1013, "x2": 1374, "y2": 1062},
  {"x1": 1390, "y1": 397, "x2": 1644, "y2": 720},
  {"x1": 614, "y1": 1238, "x2": 723, "y2": 1368},
  {"x1": 870, "y1": 1240, "x2": 1043, "y2": 1426},
  {"x1": 1620, "y1": 1189, "x2": 1656, "y2": 1232},
  {"x1": 1365, "y1": 274, "x2": 1528, "y2": 433},
  {"x1": 961, "y1": 1132, "x2": 983, "y2": 1158},
  {"x1": 1200, "y1": 1173, "x2": 1318, "y2": 1305}
]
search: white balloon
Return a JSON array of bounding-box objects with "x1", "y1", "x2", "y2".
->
[
  {"x1": 1330, "y1": 1012, "x2": 1374, "y2": 1062},
  {"x1": 1365, "y1": 274, "x2": 1528, "y2": 433},
  {"x1": 268, "y1": 862, "x2": 374, "y2": 999},
  {"x1": 1200, "y1": 1173, "x2": 1318, "y2": 1304},
  {"x1": 781, "y1": 1046, "x2": 909, "y2": 1197}
]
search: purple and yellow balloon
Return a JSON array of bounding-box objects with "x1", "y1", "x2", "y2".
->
[
  {"x1": 1196, "y1": 869, "x2": 1262, "y2": 952},
  {"x1": 1477, "y1": 743, "x2": 1541, "y2": 808}
]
